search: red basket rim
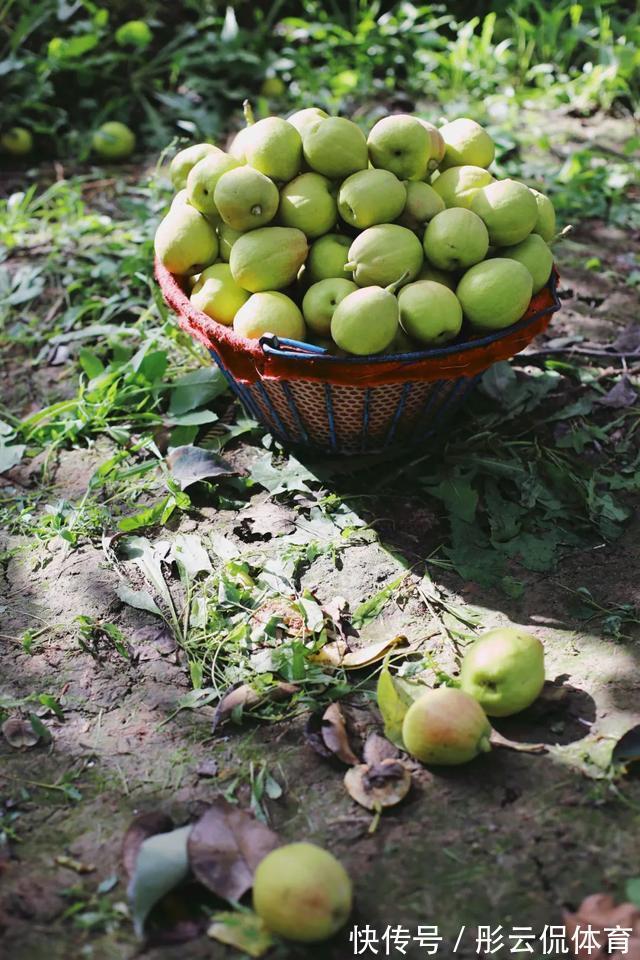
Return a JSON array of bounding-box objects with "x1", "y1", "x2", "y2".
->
[{"x1": 155, "y1": 257, "x2": 561, "y2": 388}]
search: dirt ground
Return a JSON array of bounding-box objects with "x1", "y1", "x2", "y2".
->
[{"x1": 1, "y1": 112, "x2": 640, "y2": 960}]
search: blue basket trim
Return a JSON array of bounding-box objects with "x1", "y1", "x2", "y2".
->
[
  {"x1": 384, "y1": 382, "x2": 412, "y2": 448},
  {"x1": 281, "y1": 381, "x2": 310, "y2": 445},
  {"x1": 324, "y1": 383, "x2": 338, "y2": 452}
]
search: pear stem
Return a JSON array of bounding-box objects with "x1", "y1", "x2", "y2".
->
[
  {"x1": 489, "y1": 729, "x2": 547, "y2": 754},
  {"x1": 242, "y1": 99, "x2": 255, "y2": 127},
  {"x1": 386, "y1": 270, "x2": 411, "y2": 295},
  {"x1": 551, "y1": 223, "x2": 572, "y2": 245},
  {"x1": 344, "y1": 261, "x2": 355, "y2": 272}
]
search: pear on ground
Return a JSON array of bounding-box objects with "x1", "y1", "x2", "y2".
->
[
  {"x1": 397, "y1": 182, "x2": 445, "y2": 232},
  {"x1": 460, "y1": 627, "x2": 545, "y2": 717},
  {"x1": 457, "y1": 258, "x2": 532, "y2": 330},
  {"x1": 402, "y1": 688, "x2": 492, "y2": 765},
  {"x1": 170, "y1": 143, "x2": 221, "y2": 190},
  {"x1": 417, "y1": 119, "x2": 446, "y2": 172},
  {"x1": 432, "y1": 165, "x2": 494, "y2": 209},
  {"x1": 346, "y1": 224, "x2": 423, "y2": 288},
  {"x1": 230, "y1": 226, "x2": 308, "y2": 292},
  {"x1": 244, "y1": 117, "x2": 302, "y2": 182},
  {"x1": 500, "y1": 233, "x2": 553, "y2": 293},
  {"x1": 233, "y1": 291, "x2": 305, "y2": 340},
  {"x1": 423, "y1": 208, "x2": 489, "y2": 271},
  {"x1": 287, "y1": 107, "x2": 329, "y2": 138},
  {"x1": 440, "y1": 118, "x2": 495, "y2": 170},
  {"x1": 92, "y1": 121, "x2": 136, "y2": 160},
  {"x1": 302, "y1": 278, "x2": 358, "y2": 335},
  {"x1": 217, "y1": 223, "x2": 244, "y2": 262},
  {"x1": 190, "y1": 263, "x2": 250, "y2": 326},
  {"x1": 398, "y1": 280, "x2": 463, "y2": 345},
  {"x1": 154, "y1": 206, "x2": 218, "y2": 275},
  {"x1": 187, "y1": 152, "x2": 240, "y2": 218},
  {"x1": 417, "y1": 264, "x2": 458, "y2": 290},
  {"x1": 302, "y1": 117, "x2": 368, "y2": 179},
  {"x1": 1, "y1": 126, "x2": 33, "y2": 156},
  {"x1": 279, "y1": 173, "x2": 337, "y2": 238},
  {"x1": 214, "y1": 166, "x2": 279, "y2": 231},
  {"x1": 530, "y1": 188, "x2": 556, "y2": 242},
  {"x1": 470, "y1": 178, "x2": 538, "y2": 246},
  {"x1": 331, "y1": 275, "x2": 406, "y2": 355},
  {"x1": 338, "y1": 169, "x2": 406, "y2": 229},
  {"x1": 367, "y1": 114, "x2": 432, "y2": 180},
  {"x1": 253, "y1": 843, "x2": 352, "y2": 943},
  {"x1": 307, "y1": 234, "x2": 352, "y2": 282}
]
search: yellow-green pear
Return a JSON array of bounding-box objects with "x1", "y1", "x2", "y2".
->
[
  {"x1": 279, "y1": 173, "x2": 338, "y2": 238},
  {"x1": 417, "y1": 119, "x2": 446, "y2": 172},
  {"x1": 432, "y1": 165, "x2": 494, "y2": 209},
  {"x1": 214, "y1": 166, "x2": 279, "y2": 231},
  {"x1": 423, "y1": 208, "x2": 489, "y2": 271},
  {"x1": 302, "y1": 278, "x2": 358, "y2": 335},
  {"x1": 187, "y1": 152, "x2": 240, "y2": 218},
  {"x1": 500, "y1": 234, "x2": 553, "y2": 294},
  {"x1": 402, "y1": 688, "x2": 492, "y2": 765},
  {"x1": 190, "y1": 263, "x2": 250, "y2": 326},
  {"x1": 530, "y1": 188, "x2": 556, "y2": 242},
  {"x1": 417, "y1": 264, "x2": 458, "y2": 290},
  {"x1": 253, "y1": 843, "x2": 352, "y2": 943},
  {"x1": 460, "y1": 627, "x2": 545, "y2": 717},
  {"x1": 217, "y1": 223, "x2": 244, "y2": 262},
  {"x1": 287, "y1": 107, "x2": 329, "y2": 137},
  {"x1": 244, "y1": 117, "x2": 302, "y2": 182},
  {"x1": 397, "y1": 181, "x2": 445, "y2": 232},
  {"x1": 307, "y1": 234, "x2": 352, "y2": 282},
  {"x1": 302, "y1": 117, "x2": 368, "y2": 179},
  {"x1": 367, "y1": 114, "x2": 433, "y2": 180},
  {"x1": 154, "y1": 205, "x2": 218, "y2": 275},
  {"x1": 91, "y1": 121, "x2": 135, "y2": 160},
  {"x1": 170, "y1": 189, "x2": 190, "y2": 211},
  {"x1": 456, "y1": 258, "x2": 533, "y2": 331},
  {"x1": 338, "y1": 169, "x2": 406, "y2": 229},
  {"x1": 1, "y1": 126, "x2": 33, "y2": 156},
  {"x1": 234, "y1": 291, "x2": 305, "y2": 341},
  {"x1": 230, "y1": 226, "x2": 308, "y2": 292},
  {"x1": 470, "y1": 178, "x2": 538, "y2": 246},
  {"x1": 346, "y1": 224, "x2": 423, "y2": 288},
  {"x1": 398, "y1": 280, "x2": 463, "y2": 345},
  {"x1": 439, "y1": 118, "x2": 495, "y2": 170},
  {"x1": 331, "y1": 274, "x2": 407, "y2": 355},
  {"x1": 170, "y1": 143, "x2": 221, "y2": 190}
]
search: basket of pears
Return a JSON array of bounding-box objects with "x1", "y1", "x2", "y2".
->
[{"x1": 155, "y1": 105, "x2": 561, "y2": 455}]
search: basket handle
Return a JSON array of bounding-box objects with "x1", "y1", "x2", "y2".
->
[{"x1": 259, "y1": 334, "x2": 329, "y2": 357}]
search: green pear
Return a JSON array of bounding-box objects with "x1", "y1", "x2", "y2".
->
[
  {"x1": 214, "y1": 166, "x2": 279, "y2": 231},
  {"x1": 244, "y1": 117, "x2": 302, "y2": 182},
  {"x1": 470, "y1": 178, "x2": 538, "y2": 246},
  {"x1": 170, "y1": 189, "x2": 191, "y2": 211},
  {"x1": 417, "y1": 119, "x2": 446, "y2": 172},
  {"x1": 170, "y1": 143, "x2": 221, "y2": 190},
  {"x1": 279, "y1": 173, "x2": 338, "y2": 238},
  {"x1": 397, "y1": 181, "x2": 445, "y2": 232},
  {"x1": 402, "y1": 688, "x2": 492, "y2": 765},
  {"x1": 338, "y1": 169, "x2": 406, "y2": 229},
  {"x1": 154, "y1": 205, "x2": 218, "y2": 275},
  {"x1": 432, "y1": 165, "x2": 494, "y2": 209},
  {"x1": 439, "y1": 118, "x2": 495, "y2": 170},
  {"x1": 0, "y1": 126, "x2": 33, "y2": 156},
  {"x1": 233, "y1": 291, "x2": 305, "y2": 340},
  {"x1": 346, "y1": 224, "x2": 423, "y2": 288},
  {"x1": 287, "y1": 107, "x2": 329, "y2": 138},
  {"x1": 302, "y1": 278, "x2": 358, "y2": 335},
  {"x1": 190, "y1": 263, "x2": 250, "y2": 326},
  {"x1": 187, "y1": 152, "x2": 241, "y2": 218},
  {"x1": 423, "y1": 208, "x2": 489, "y2": 271},
  {"x1": 398, "y1": 280, "x2": 463, "y2": 345},
  {"x1": 307, "y1": 234, "x2": 352, "y2": 282},
  {"x1": 460, "y1": 627, "x2": 545, "y2": 717},
  {"x1": 253, "y1": 843, "x2": 352, "y2": 943},
  {"x1": 302, "y1": 117, "x2": 368, "y2": 179},
  {"x1": 331, "y1": 274, "x2": 407, "y2": 355},
  {"x1": 217, "y1": 223, "x2": 244, "y2": 262},
  {"x1": 230, "y1": 226, "x2": 308, "y2": 292},
  {"x1": 367, "y1": 114, "x2": 432, "y2": 180},
  {"x1": 500, "y1": 233, "x2": 553, "y2": 294},
  {"x1": 456, "y1": 258, "x2": 533, "y2": 331},
  {"x1": 417, "y1": 264, "x2": 458, "y2": 290},
  {"x1": 91, "y1": 121, "x2": 136, "y2": 160},
  {"x1": 530, "y1": 188, "x2": 556, "y2": 242}
]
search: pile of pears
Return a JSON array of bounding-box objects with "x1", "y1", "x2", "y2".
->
[{"x1": 155, "y1": 107, "x2": 557, "y2": 357}]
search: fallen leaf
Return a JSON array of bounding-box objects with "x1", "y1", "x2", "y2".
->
[
  {"x1": 212, "y1": 682, "x2": 299, "y2": 730},
  {"x1": 122, "y1": 811, "x2": 175, "y2": 880},
  {"x1": 489, "y1": 729, "x2": 547, "y2": 754},
  {"x1": 341, "y1": 635, "x2": 409, "y2": 669},
  {"x1": 187, "y1": 801, "x2": 280, "y2": 901},
  {"x1": 322, "y1": 596, "x2": 357, "y2": 644},
  {"x1": 167, "y1": 445, "x2": 239, "y2": 491},
  {"x1": 613, "y1": 322, "x2": 640, "y2": 354},
  {"x1": 207, "y1": 910, "x2": 274, "y2": 957},
  {"x1": 2, "y1": 717, "x2": 40, "y2": 749},
  {"x1": 344, "y1": 759, "x2": 412, "y2": 811},
  {"x1": 116, "y1": 582, "x2": 163, "y2": 618},
  {"x1": 596, "y1": 376, "x2": 638, "y2": 409},
  {"x1": 563, "y1": 892, "x2": 640, "y2": 959},
  {"x1": 363, "y1": 732, "x2": 399, "y2": 765},
  {"x1": 319, "y1": 703, "x2": 360, "y2": 765},
  {"x1": 612, "y1": 725, "x2": 640, "y2": 772},
  {"x1": 127, "y1": 824, "x2": 191, "y2": 938},
  {"x1": 171, "y1": 533, "x2": 212, "y2": 578},
  {"x1": 376, "y1": 663, "x2": 419, "y2": 749},
  {"x1": 196, "y1": 759, "x2": 218, "y2": 779},
  {"x1": 234, "y1": 501, "x2": 296, "y2": 540},
  {"x1": 54, "y1": 855, "x2": 95, "y2": 874}
]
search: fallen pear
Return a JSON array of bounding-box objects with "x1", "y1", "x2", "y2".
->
[
  {"x1": 402, "y1": 687, "x2": 492, "y2": 765},
  {"x1": 460, "y1": 627, "x2": 546, "y2": 717}
]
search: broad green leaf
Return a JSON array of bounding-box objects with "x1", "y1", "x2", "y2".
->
[
  {"x1": 352, "y1": 574, "x2": 406, "y2": 629},
  {"x1": 116, "y1": 583, "x2": 163, "y2": 618},
  {"x1": 171, "y1": 533, "x2": 212, "y2": 580},
  {"x1": 169, "y1": 368, "x2": 228, "y2": 416},
  {"x1": 0, "y1": 442, "x2": 25, "y2": 474},
  {"x1": 377, "y1": 662, "x2": 415, "y2": 749},
  {"x1": 127, "y1": 825, "x2": 191, "y2": 937}
]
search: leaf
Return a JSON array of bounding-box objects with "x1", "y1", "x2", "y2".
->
[
  {"x1": 344, "y1": 759, "x2": 412, "y2": 811},
  {"x1": 481, "y1": 361, "x2": 517, "y2": 400},
  {"x1": 489, "y1": 730, "x2": 547, "y2": 754},
  {"x1": 611, "y1": 725, "x2": 640, "y2": 772},
  {"x1": 235, "y1": 501, "x2": 296, "y2": 540},
  {"x1": 352, "y1": 574, "x2": 407, "y2": 629},
  {"x1": 169, "y1": 368, "x2": 228, "y2": 416},
  {"x1": 626, "y1": 878, "x2": 640, "y2": 908},
  {"x1": 249, "y1": 454, "x2": 315, "y2": 495},
  {"x1": 167, "y1": 445, "x2": 238, "y2": 490},
  {"x1": 187, "y1": 801, "x2": 280, "y2": 901},
  {"x1": 318, "y1": 703, "x2": 360, "y2": 765},
  {"x1": 424, "y1": 469, "x2": 478, "y2": 523},
  {"x1": 116, "y1": 582, "x2": 163, "y2": 618},
  {"x1": 376, "y1": 663, "x2": 419, "y2": 749},
  {"x1": 122, "y1": 812, "x2": 175, "y2": 880},
  {"x1": 363, "y1": 732, "x2": 399, "y2": 765},
  {"x1": 596, "y1": 376, "x2": 638, "y2": 409},
  {"x1": 212, "y1": 682, "x2": 298, "y2": 730},
  {"x1": 341, "y1": 635, "x2": 408, "y2": 669},
  {"x1": 0, "y1": 442, "x2": 25, "y2": 474},
  {"x1": 170, "y1": 534, "x2": 212, "y2": 579},
  {"x1": 2, "y1": 716, "x2": 40, "y2": 748},
  {"x1": 127, "y1": 825, "x2": 191, "y2": 938},
  {"x1": 207, "y1": 911, "x2": 274, "y2": 957}
]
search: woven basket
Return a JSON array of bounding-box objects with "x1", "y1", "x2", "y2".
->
[{"x1": 156, "y1": 259, "x2": 561, "y2": 455}]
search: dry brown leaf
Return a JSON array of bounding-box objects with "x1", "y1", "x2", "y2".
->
[
  {"x1": 312, "y1": 635, "x2": 408, "y2": 669},
  {"x1": 320, "y1": 703, "x2": 360, "y2": 765},
  {"x1": 54, "y1": 855, "x2": 95, "y2": 874},
  {"x1": 344, "y1": 759, "x2": 412, "y2": 811},
  {"x1": 122, "y1": 811, "x2": 175, "y2": 881},
  {"x1": 489, "y1": 729, "x2": 547, "y2": 754},
  {"x1": 250, "y1": 598, "x2": 304, "y2": 634},
  {"x1": 564, "y1": 893, "x2": 640, "y2": 959},
  {"x1": 187, "y1": 801, "x2": 280, "y2": 901},
  {"x1": 2, "y1": 717, "x2": 40, "y2": 749},
  {"x1": 212, "y1": 681, "x2": 299, "y2": 730},
  {"x1": 363, "y1": 732, "x2": 399, "y2": 765},
  {"x1": 235, "y1": 501, "x2": 296, "y2": 540}
]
